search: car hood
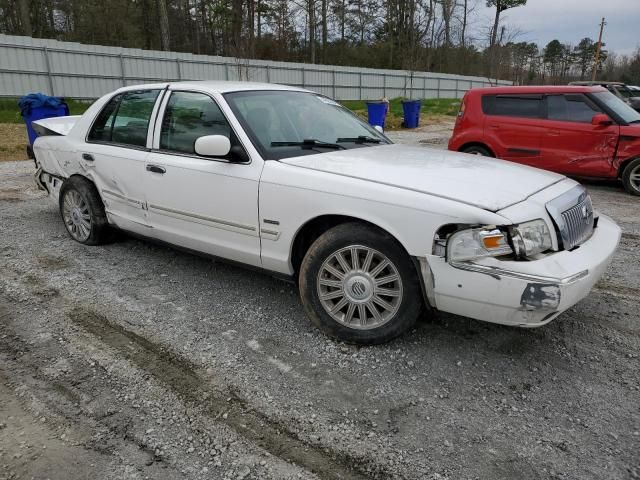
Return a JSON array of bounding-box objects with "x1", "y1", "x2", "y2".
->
[{"x1": 279, "y1": 144, "x2": 564, "y2": 212}]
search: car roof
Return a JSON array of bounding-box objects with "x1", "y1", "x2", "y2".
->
[
  {"x1": 113, "y1": 80, "x2": 310, "y2": 95},
  {"x1": 467, "y1": 85, "x2": 608, "y2": 95},
  {"x1": 569, "y1": 81, "x2": 625, "y2": 86}
]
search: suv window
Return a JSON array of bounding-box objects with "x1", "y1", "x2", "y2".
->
[
  {"x1": 88, "y1": 90, "x2": 160, "y2": 147},
  {"x1": 546, "y1": 94, "x2": 600, "y2": 123},
  {"x1": 482, "y1": 95, "x2": 543, "y2": 118},
  {"x1": 160, "y1": 91, "x2": 231, "y2": 155}
]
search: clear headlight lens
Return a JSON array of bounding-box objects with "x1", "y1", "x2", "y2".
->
[
  {"x1": 448, "y1": 227, "x2": 513, "y2": 262},
  {"x1": 510, "y1": 219, "x2": 553, "y2": 257}
]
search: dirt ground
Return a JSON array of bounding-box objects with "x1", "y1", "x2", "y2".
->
[
  {"x1": 0, "y1": 131, "x2": 639, "y2": 479},
  {"x1": 0, "y1": 124, "x2": 29, "y2": 162}
]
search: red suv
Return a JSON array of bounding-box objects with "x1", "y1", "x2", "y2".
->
[{"x1": 448, "y1": 86, "x2": 640, "y2": 195}]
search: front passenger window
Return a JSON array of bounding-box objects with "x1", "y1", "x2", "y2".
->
[
  {"x1": 547, "y1": 94, "x2": 600, "y2": 123},
  {"x1": 160, "y1": 92, "x2": 232, "y2": 155}
]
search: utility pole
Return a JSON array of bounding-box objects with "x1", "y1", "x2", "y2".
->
[{"x1": 591, "y1": 17, "x2": 606, "y2": 81}]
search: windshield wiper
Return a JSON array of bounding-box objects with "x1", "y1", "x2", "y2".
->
[
  {"x1": 271, "y1": 139, "x2": 346, "y2": 150},
  {"x1": 336, "y1": 135, "x2": 383, "y2": 144}
]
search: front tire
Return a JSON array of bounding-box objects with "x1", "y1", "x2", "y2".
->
[
  {"x1": 622, "y1": 158, "x2": 640, "y2": 196},
  {"x1": 299, "y1": 223, "x2": 422, "y2": 344},
  {"x1": 59, "y1": 176, "x2": 111, "y2": 245}
]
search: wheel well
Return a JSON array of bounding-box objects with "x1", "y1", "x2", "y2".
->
[
  {"x1": 618, "y1": 157, "x2": 639, "y2": 178},
  {"x1": 459, "y1": 142, "x2": 494, "y2": 156},
  {"x1": 290, "y1": 215, "x2": 401, "y2": 276}
]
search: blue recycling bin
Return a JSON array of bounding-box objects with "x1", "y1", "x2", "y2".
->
[
  {"x1": 402, "y1": 99, "x2": 421, "y2": 129},
  {"x1": 19, "y1": 93, "x2": 69, "y2": 156},
  {"x1": 366, "y1": 102, "x2": 388, "y2": 129}
]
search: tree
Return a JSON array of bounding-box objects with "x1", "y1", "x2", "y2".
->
[
  {"x1": 486, "y1": 0, "x2": 526, "y2": 79},
  {"x1": 574, "y1": 38, "x2": 596, "y2": 80},
  {"x1": 156, "y1": 0, "x2": 170, "y2": 51}
]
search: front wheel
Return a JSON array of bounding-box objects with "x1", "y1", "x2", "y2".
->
[
  {"x1": 299, "y1": 223, "x2": 422, "y2": 344},
  {"x1": 622, "y1": 158, "x2": 640, "y2": 196}
]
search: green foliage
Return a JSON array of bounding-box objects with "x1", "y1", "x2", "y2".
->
[{"x1": 486, "y1": 0, "x2": 527, "y2": 12}]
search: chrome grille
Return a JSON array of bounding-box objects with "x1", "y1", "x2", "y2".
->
[{"x1": 546, "y1": 185, "x2": 595, "y2": 250}]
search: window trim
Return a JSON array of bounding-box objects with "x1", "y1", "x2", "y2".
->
[
  {"x1": 481, "y1": 94, "x2": 545, "y2": 119},
  {"x1": 85, "y1": 89, "x2": 163, "y2": 150},
  {"x1": 151, "y1": 89, "x2": 252, "y2": 165}
]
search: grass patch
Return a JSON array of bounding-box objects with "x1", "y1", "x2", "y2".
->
[
  {"x1": 0, "y1": 123, "x2": 29, "y2": 161},
  {"x1": 0, "y1": 98, "x2": 93, "y2": 124},
  {"x1": 341, "y1": 97, "x2": 460, "y2": 130}
]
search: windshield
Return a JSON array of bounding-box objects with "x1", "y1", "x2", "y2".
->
[
  {"x1": 224, "y1": 90, "x2": 389, "y2": 159},
  {"x1": 613, "y1": 85, "x2": 634, "y2": 98},
  {"x1": 592, "y1": 91, "x2": 640, "y2": 124}
]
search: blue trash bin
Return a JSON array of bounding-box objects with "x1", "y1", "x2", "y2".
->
[
  {"x1": 366, "y1": 102, "x2": 388, "y2": 129},
  {"x1": 402, "y1": 99, "x2": 421, "y2": 129},
  {"x1": 19, "y1": 93, "x2": 69, "y2": 156}
]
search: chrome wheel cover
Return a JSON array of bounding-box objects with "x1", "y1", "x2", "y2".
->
[
  {"x1": 316, "y1": 245, "x2": 403, "y2": 330},
  {"x1": 62, "y1": 190, "x2": 91, "y2": 242},
  {"x1": 630, "y1": 164, "x2": 640, "y2": 192}
]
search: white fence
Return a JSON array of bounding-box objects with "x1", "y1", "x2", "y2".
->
[{"x1": 0, "y1": 34, "x2": 510, "y2": 100}]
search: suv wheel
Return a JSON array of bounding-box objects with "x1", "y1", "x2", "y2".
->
[
  {"x1": 462, "y1": 145, "x2": 492, "y2": 156},
  {"x1": 622, "y1": 158, "x2": 640, "y2": 196},
  {"x1": 299, "y1": 223, "x2": 422, "y2": 344}
]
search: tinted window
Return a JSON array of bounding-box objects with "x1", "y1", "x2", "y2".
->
[
  {"x1": 482, "y1": 95, "x2": 543, "y2": 118},
  {"x1": 592, "y1": 91, "x2": 640, "y2": 124},
  {"x1": 547, "y1": 94, "x2": 600, "y2": 123},
  {"x1": 88, "y1": 90, "x2": 160, "y2": 147},
  {"x1": 160, "y1": 92, "x2": 231, "y2": 154}
]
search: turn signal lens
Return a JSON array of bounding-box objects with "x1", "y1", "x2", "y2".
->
[{"x1": 448, "y1": 227, "x2": 513, "y2": 262}]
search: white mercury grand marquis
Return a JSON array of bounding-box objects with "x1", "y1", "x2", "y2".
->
[{"x1": 31, "y1": 81, "x2": 621, "y2": 344}]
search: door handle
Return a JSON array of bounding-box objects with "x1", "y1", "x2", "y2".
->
[
  {"x1": 146, "y1": 164, "x2": 166, "y2": 174},
  {"x1": 82, "y1": 153, "x2": 94, "y2": 161}
]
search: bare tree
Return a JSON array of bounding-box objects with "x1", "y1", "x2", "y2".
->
[{"x1": 156, "y1": 0, "x2": 170, "y2": 51}]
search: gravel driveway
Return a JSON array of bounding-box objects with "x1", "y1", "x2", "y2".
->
[{"x1": 1, "y1": 135, "x2": 638, "y2": 479}]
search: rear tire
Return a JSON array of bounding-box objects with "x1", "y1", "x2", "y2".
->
[
  {"x1": 299, "y1": 223, "x2": 422, "y2": 344},
  {"x1": 461, "y1": 145, "x2": 492, "y2": 157},
  {"x1": 621, "y1": 158, "x2": 640, "y2": 196},
  {"x1": 59, "y1": 176, "x2": 111, "y2": 245}
]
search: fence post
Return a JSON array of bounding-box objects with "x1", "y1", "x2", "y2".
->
[
  {"x1": 423, "y1": 76, "x2": 426, "y2": 99},
  {"x1": 302, "y1": 68, "x2": 306, "y2": 88},
  {"x1": 383, "y1": 74, "x2": 386, "y2": 98},
  {"x1": 176, "y1": 58, "x2": 182, "y2": 81},
  {"x1": 437, "y1": 78, "x2": 441, "y2": 99},
  {"x1": 358, "y1": 72, "x2": 362, "y2": 100},
  {"x1": 42, "y1": 47, "x2": 55, "y2": 95},
  {"x1": 119, "y1": 54, "x2": 126, "y2": 86},
  {"x1": 266, "y1": 65, "x2": 270, "y2": 83},
  {"x1": 225, "y1": 63, "x2": 230, "y2": 80},
  {"x1": 332, "y1": 70, "x2": 336, "y2": 99},
  {"x1": 455, "y1": 79, "x2": 460, "y2": 99}
]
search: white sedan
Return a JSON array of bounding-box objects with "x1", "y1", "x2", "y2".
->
[{"x1": 32, "y1": 81, "x2": 621, "y2": 344}]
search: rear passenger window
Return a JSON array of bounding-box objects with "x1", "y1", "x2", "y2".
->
[
  {"x1": 482, "y1": 95, "x2": 543, "y2": 118},
  {"x1": 160, "y1": 91, "x2": 231, "y2": 155},
  {"x1": 546, "y1": 94, "x2": 600, "y2": 123},
  {"x1": 88, "y1": 90, "x2": 160, "y2": 147}
]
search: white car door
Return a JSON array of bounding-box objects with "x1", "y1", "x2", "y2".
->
[
  {"x1": 83, "y1": 89, "x2": 163, "y2": 233},
  {"x1": 143, "y1": 90, "x2": 262, "y2": 267}
]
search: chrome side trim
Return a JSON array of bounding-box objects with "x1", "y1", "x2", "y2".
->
[
  {"x1": 148, "y1": 203, "x2": 256, "y2": 233},
  {"x1": 260, "y1": 228, "x2": 280, "y2": 240},
  {"x1": 450, "y1": 261, "x2": 589, "y2": 285}
]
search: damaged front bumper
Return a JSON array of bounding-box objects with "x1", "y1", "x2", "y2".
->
[{"x1": 420, "y1": 214, "x2": 621, "y2": 327}]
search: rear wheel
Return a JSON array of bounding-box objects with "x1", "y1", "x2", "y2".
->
[
  {"x1": 299, "y1": 223, "x2": 422, "y2": 344},
  {"x1": 59, "y1": 176, "x2": 111, "y2": 245},
  {"x1": 622, "y1": 158, "x2": 640, "y2": 196},
  {"x1": 461, "y1": 145, "x2": 492, "y2": 157}
]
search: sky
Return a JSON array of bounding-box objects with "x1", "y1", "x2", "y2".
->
[{"x1": 475, "y1": 0, "x2": 640, "y2": 56}]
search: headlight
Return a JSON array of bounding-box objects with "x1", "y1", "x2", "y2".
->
[
  {"x1": 448, "y1": 227, "x2": 513, "y2": 262},
  {"x1": 510, "y1": 219, "x2": 553, "y2": 257}
]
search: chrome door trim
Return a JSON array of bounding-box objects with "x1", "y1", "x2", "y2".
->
[{"x1": 148, "y1": 203, "x2": 257, "y2": 235}]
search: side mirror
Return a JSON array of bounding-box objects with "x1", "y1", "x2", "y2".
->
[
  {"x1": 591, "y1": 113, "x2": 612, "y2": 126},
  {"x1": 194, "y1": 135, "x2": 231, "y2": 157}
]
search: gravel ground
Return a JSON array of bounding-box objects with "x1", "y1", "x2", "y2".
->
[{"x1": 0, "y1": 130, "x2": 639, "y2": 480}]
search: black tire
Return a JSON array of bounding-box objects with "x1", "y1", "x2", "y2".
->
[
  {"x1": 461, "y1": 145, "x2": 492, "y2": 157},
  {"x1": 621, "y1": 158, "x2": 640, "y2": 196},
  {"x1": 59, "y1": 176, "x2": 111, "y2": 245},
  {"x1": 299, "y1": 223, "x2": 422, "y2": 344}
]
